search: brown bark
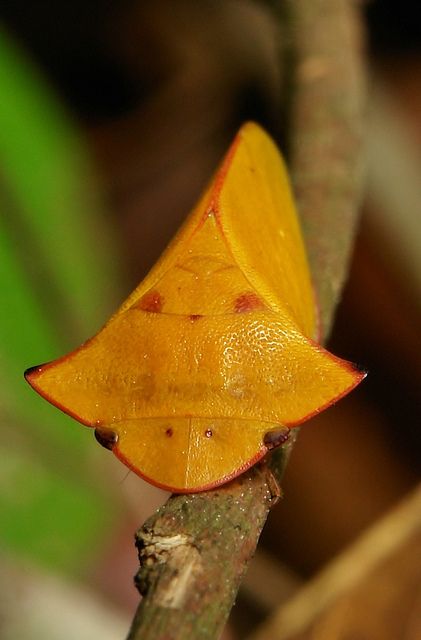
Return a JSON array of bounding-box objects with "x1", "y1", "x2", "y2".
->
[{"x1": 288, "y1": 0, "x2": 366, "y2": 337}]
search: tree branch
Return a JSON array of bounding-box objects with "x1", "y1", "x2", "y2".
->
[
  {"x1": 126, "y1": 1, "x2": 366, "y2": 638},
  {"x1": 287, "y1": 0, "x2": 366, "y2": 338}
]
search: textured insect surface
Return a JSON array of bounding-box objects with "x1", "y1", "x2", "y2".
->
[{"x1": 25, "y1": 123, "x2": 365, "y2": 492}]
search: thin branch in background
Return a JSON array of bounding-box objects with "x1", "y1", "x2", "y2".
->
[
  {"x1": 126, "y1": 1, "x2": 366, "y2": 638},
  {"x1": 287, "y1": 0, "x2": 366, "y2": 339},
  {"x1": 248, "y1": 483, "x2": 421, "y2": 640}
]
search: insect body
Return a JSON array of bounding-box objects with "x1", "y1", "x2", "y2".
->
[{"x1": 25, "y1": 123, "x2": 364, "y2": 492}]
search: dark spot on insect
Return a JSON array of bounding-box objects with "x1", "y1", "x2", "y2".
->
[
  {"x1": 353, "y1": 362, "x2": 368, "y2": 376},
  {"x1": 165, "y1": 427, "x2": 173, "y2": 437},
  {"x1": 137, "y1": 290, "x2": 163, "y2": 313},
  {"x1": 205, "y1": 429, "x2": 213, "y2": 438},
  {"x1": 24, "y1": 364, "x2": 43, "y2": 380},
  {"x1": 189, "y1": 314, "x2": 203, "y2": 322},
  {"x1": 95, "y1": 427, "x2": 119, "y2": 450},
  {"x1": 263, "y1": 427, "x2": 290, "y2": 450},
  {"x1": 234, "y1": 292, "x2": 264, "y2": 313}
]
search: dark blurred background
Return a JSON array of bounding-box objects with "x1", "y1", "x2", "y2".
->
[{"x1": 0, "y1": 2, "x2": 420, "y2": 638}]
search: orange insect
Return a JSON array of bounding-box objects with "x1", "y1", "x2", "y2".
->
[{"x1": 25, "y1": 123, "x2": 364, "y2": 492}]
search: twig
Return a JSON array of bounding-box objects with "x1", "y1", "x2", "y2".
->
[
  {"x1": 127, "y1": 463, "x2": 287, "y2": 639},
  {"x1": 126, "y1": 1, "x2": 366, "y2": 638}
]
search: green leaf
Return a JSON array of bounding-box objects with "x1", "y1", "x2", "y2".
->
[{"x1": 0, "y1": 28, "x2": 123, "y2": 572}]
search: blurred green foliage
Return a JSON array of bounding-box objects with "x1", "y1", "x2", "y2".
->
[{"x1": 0, "y1": 28, "x2": 123, "y2": 574}]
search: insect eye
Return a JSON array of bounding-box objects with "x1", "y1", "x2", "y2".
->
[
  {"x1": 94, "y1": 427, "x2": 119, "y2": 450},
  {"x1": 263, "y1": 427, "x2": 290, "y2": 450}
]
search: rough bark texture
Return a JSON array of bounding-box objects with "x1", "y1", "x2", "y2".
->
[
  {"x1": 127, "y1": 1, "x2": 366, "y2": 638},
  {"x1": 128, "y1": 455, "x2": 290, "y2": 639}
]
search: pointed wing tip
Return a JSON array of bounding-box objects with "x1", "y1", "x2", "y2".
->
[
  {"x1": 340, "y1": 359, "x2": 368, "y2": 390},
  {"x1": 24, "y1": 363, "x2": 41, "y2": 380},
  {"x1": 352, "y1": 362, "x2": 369, "y2": 379},
  {"x1": 235, "y1": 121, "x2": 272, "y2": 150},
  {"x1": 238, "y1": 120, "x2": 264, "y2": 136},
  {"x1": 311, "y1": 358, "x2": 367, "y2": 420},
  {"x1": 281, "y1": 352, "x2": 367, "y2": 430},
  {"x1": 24, "y1": 360, "x2": 96, "y2": 428},
  {"x1": 24, "y1": 363, "x2": 47, "y2": 389}
]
